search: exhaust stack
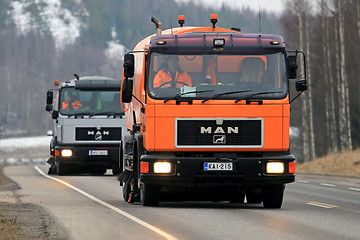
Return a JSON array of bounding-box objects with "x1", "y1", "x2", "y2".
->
[{"x1": 151, "y1": 16, "x2": 162, "y2": 35}]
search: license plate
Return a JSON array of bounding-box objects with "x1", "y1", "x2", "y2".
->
[
  {"x1": 89, "y1": 150, "x2": 108, "y2": 156},
  {"x1": 204, "y1": 162, "x2": 233, "y2": 171}
]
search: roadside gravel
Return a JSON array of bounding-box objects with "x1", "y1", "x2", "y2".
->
[{"x1": 0, "y1": 166, "x2": 68, "y2": 240}]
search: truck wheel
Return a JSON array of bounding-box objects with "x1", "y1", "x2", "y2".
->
[
  {"x1": 56, "y1": 163, "x2": 67, "y2": 176},
  {"x1": 140, "y1": 183, "x2": 160, "y2": 207},
  {"x1": 246, "y1": 189, "x2": 263, "y2": 204},
  {"x1": 229, "y1": 192, "x2": 245, "y2": 203},
  {"x1": 91, "y1": 167, "x2": 106, "y2": 176},
  {"x1": 112, "y1": 167, "x2": 120, "y2": 176},
  {"x1": 262, "y1": 185, "x2": 284, "y2": 209},
  {"x1": 122, "y1": 182, "x2": 131, "y2": 202}
]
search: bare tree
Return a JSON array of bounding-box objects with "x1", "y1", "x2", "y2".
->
[
  {"x1": 320, "y1": 0, "x2": 338, "y2": 153},
  {"x1": 335, "y1": 0, "x2": 352, "y2": 151}
]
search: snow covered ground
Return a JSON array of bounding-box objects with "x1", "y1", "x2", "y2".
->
[{"x1": 0, "y1": 136, "x2": 51, "y2": 165}]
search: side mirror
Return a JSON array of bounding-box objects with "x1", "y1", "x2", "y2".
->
[
  {"x1": 46, "y1": 104, "x2": 53, "y2": 112},
  {"x1": 122, "y1": 79, "x2": 133, "y2": 103},
  {"x1": 287, "y1": 55, "x2": 298, "y2": 79},
  {"x1": 52, "y1": 111, "x2": 59, "y2": 119},
  {"x1": 123, "y1": 53, "x2": 135, "y2": 79},
  {"x1": 47, "y1": 91, "x2": 53, "y2": 104},
  {"x1": 47, "y1": 130, "x2": 54, "y2": 136},
  {"x1": 296, "y1": 80, "x2": 307, "y2": 91}
]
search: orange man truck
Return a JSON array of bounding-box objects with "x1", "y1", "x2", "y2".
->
[{"x1": 118, "y1": 15, "x2": 307, "y2": 208}]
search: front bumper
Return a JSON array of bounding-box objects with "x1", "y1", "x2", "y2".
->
[
  {"x1": 54, "y1": 145, "x2": 119, "y2": 168},
  {"x1": 139, "y1": 154, "x2": 295, "y2": 187}
]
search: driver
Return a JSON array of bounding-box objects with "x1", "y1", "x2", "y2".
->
[
  {"x1": 62, "y1": 92, "x2": 83, "y2": 110},
  {"x1": 239, "y1": 57, "x2": 266, "y2": 84},
  {"x1": 153, "y1": 55, "x2": 192, "y2": 88}
]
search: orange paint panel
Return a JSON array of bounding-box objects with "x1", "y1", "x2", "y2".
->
[
  {"x1": 282, "y1": 104, "x2": 290, "y2": 150},
  {"x1": 154, "y1": 104, "x2": 283, "y2": 118},
  {"x1": 263, "y1": 116, "x2": 283, "y2": 151},
  {"x1": 143, "y1": 105, "x2": 155, "y2": 151},
  {"x1": 147, "y1": 104, "x2": 285, "y2": 152}
]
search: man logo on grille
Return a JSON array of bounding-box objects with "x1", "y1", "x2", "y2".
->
[
  {"x1": 95, "y1": 131, "x2": 103, "y2": 141},
  {"x1": 213, "y1": 135, "x2": 226, "y2": 144}
]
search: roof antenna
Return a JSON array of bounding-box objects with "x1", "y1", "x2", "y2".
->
[
  {"x1": 258, "y1": 4, "x2": 262, "y2": 34},
  {"x1": 170, "y1": 20, "x2": 174, "y2": 35},
  {"x1": 74, "y1": 74, "x2": 79, "y2": 80}
]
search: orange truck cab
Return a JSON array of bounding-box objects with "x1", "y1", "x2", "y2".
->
[{"x1": 119, "y1": 15, "x2": 307, "y2": 208}]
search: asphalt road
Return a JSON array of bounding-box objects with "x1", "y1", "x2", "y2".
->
[{"x1": 3, "y1": 165, "x2": 360, "y2": 240}]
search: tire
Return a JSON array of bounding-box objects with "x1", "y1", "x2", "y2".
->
[
  {"x1": 112, "y1": 166, "x2": 120, "y2": 176},
  {"x1": 140, "y1": 183, "x2": 160, "y2": 207},
  {"x1": 48, "y1": 164, "x2": 56, "y2": 175},
  {"x1": 229, "y1": 192, "x2": 245, "y2": 204},
  {"x1": 91, "y1": 167, "x2": 106, "y2": 176},
  {"x1": 262, "y1": 184, "x2": 284, "y2": 209},
  {"x1": 56, "y1": 163, "x2": 67, "y2": 176},
  {"x1": 122, "y1": 182, "x2": 131, "y2": 202},
  {"x1": 246, "y1": 189, "x2": 263, "y2": 204}
]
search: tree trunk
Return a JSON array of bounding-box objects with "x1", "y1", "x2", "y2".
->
[
  {"x1": 296, "y1": 0, "x2": 310, "y2": 162},
  {"x1": 304, "y1": 0, "x2": 316, "y2": 160},
  {"x1": 322, "y1": 0, "x2": 338, "y2": 153},
  {"x1": 337, "y1": 0, "x2": 352, "y2": 151}
]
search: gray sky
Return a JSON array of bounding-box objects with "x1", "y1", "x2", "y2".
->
[{"x1": 176, "y1": 0, "x2": 285, "y2": 14}]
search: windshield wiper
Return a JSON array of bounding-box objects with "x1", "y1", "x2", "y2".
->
[
  {"x1": 234, "y1": 91, "x2": 283, "y2": 103},
  {"x1": 201, "y1": 90, "x2": 252, "y2": 103},
  {"x1": 67, "y1": 112, "x2": 92, "y2": 118},
  {"x1": 89, "y1": 112, "x2": 123, "y2": 118},
  {"x1": 164, "y1": 90, "x2": 214, "y2": 103}
]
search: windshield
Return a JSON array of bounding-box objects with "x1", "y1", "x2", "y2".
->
[
  {"x1": 59, "y1": 88, "x2": 123, "y2": 116},
  {"x1": 148, "y1": 52, "x2": 288, "y2": 101}
]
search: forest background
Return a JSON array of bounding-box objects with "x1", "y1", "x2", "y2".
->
[{"x1": 0, "y1": 0, "x2": 358, "y2": 162}]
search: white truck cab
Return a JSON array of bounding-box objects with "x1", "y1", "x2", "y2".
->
[{"x1": 46, "y1": 75, "x2": 125, "y2": 175}]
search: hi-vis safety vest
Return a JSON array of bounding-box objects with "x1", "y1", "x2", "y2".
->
[
  {"x1": 153, "y1": 69, "x2": 192, "y2": 88},
  {"x1": 62, "y1": 100, "x2": 83, "y2": 110}
]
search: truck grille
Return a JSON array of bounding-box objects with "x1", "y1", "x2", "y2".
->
[
  {"x1": 176, "y1": 118, "x2": 262, "y2": 148},
  {"x1": 75, "y1": 127, "x2": 121, "y2": 141}
]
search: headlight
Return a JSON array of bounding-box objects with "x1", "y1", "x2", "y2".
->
[
  {"x1": 61, "y1": 149, "x2": 73, "y2": 157},
  {"x1": 153, "y1": 162, "x2": 171, "y2": 173},
  {"x1": 266, "y1": 162, "x2": 284, "y2": 174}
]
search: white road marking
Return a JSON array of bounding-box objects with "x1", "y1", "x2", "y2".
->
[
  {"x1": 35, "y1": 166, "x2": 177, "y2": 240},
  {"x1": 306, "y1": 202, "x2": 333, "y2": 208},
  {"x1": 349, "y1": 187, "x2": 360, "y2": 192},
  {"x1": 297, "y1": 180, "x2": 310, "y2": 184},
  {"x1": 306, "y1": 201, "x2": 339, "y2": 209},
  {"x1": 320, "y1": 183, "x2": 336, "y2": 187}
]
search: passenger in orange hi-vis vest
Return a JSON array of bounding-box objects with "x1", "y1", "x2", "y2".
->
[
  {"x1": 153, "y1": 55, "x2": 192, "y2": 88},
  {"x1": 62, "y1": 92, "x2": 83, "y2": 110}
]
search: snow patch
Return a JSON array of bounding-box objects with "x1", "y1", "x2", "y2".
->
[
  {"x1": 35, "y1": 0, "x2": 87, "y2": 50},
  {"x1": 9, "y1": 0, "x2": 88, "y2": 50},
  {"x1": 105, "y1": 41, "x2": 126, "y2": 60},
  {"x1": 105, "y1": 27, "x2": 127, "y2": 60},
  {"x1": 10, "y1": 1, "x2": 33, "y2": 34},
  {"x1": 290, "y1": 126, "x2": 300, "y2": 138},
  {"x1": 0, "y1": 136, "x2": 51, "y2": 153}
]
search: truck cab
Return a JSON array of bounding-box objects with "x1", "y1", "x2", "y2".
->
[
  {"x1": 119, "y1": 15, "x2": 307, "y2": 208},
  {"x1": 46, "y1": 76, "x2": 125, "y2": 175}
]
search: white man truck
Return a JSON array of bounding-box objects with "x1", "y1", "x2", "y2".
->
[{"x1": 46, "y1": 75, "x2": 125, "y2": 175}]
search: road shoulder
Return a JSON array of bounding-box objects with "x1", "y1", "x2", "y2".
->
[{"x1": 0, "y1": 165, "x2": 68, "y2": 240}]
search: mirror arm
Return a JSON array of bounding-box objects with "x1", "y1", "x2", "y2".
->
[
  {"x1": 132, "y1": 94, "x2": 145, "y2": 113},
  {"x1": 290, "y1": 91, "x2": 305, "y2": 104}
]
